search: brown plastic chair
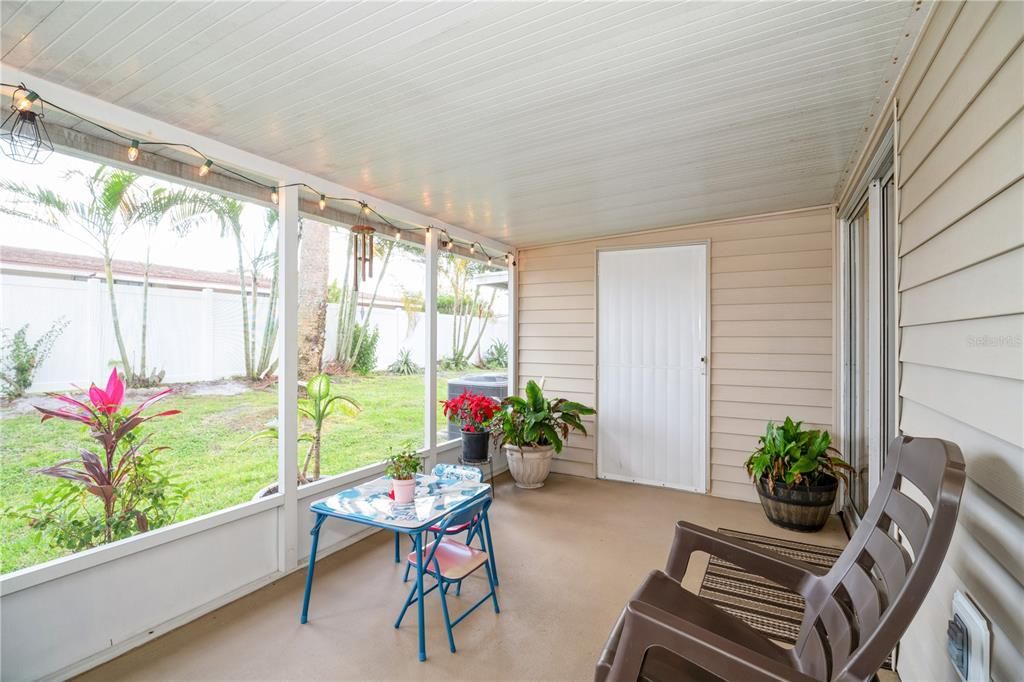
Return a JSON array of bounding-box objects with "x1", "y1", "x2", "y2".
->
[{"x1": 595, "y1": 435, "x2": 966, "y2": 682}]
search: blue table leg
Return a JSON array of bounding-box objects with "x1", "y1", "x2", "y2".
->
[
  {"x1": 483, "y1": 510, "x2": 499, "y2": 586},
  {"x1": 415, "y1": 530, "x2": 426, "y2": 661},
  {"x1": 301, "y1": 514, "x2": 327, "y2": 624},
  {"x1": 394, "y1": 531, "x2": 400, "y2": 563}
]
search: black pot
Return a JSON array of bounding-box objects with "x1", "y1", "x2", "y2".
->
[
  {"x1": 461, "y1": 429, "x2": 490, "y2": 462},
  {"x1": 754, "y1": 475, "x2": 838, "y2": 532}
]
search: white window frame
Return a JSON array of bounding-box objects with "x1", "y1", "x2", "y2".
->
[{"x1": 837, "y1": 126, "x2": 900, "y2": 526}]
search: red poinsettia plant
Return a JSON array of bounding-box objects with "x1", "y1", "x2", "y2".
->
[
  {"x1": 441, "y1": 390, "x2": 499, "y2": 433},
  {"x1": 31, "y1": 368, "x2": 183, "y2": 543}
]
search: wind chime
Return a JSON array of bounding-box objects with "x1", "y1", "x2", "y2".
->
[{"x1": 351, "y1": 203, "x2": 376, "y2": 291}]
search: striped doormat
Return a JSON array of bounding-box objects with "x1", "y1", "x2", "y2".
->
[{"x1": 697, "y1": 528, "x2": 892, "y2": 670}]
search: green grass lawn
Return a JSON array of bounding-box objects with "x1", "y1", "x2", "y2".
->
[{"x1": 0, "y1": 370, "x2": 495, "y2": 574}]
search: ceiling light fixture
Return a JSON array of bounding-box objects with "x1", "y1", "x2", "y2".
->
[{"x1": 0, "y1": 87, "x2": 54, "y2": 164}]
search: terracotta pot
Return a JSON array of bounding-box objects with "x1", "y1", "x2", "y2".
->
[
  {"x1": 754, "y1": 475, "x2": 838, "y2": 532},
  {"x1": 504, "y1": 444, "x2": 555, "y2": 489},
  {"x1": 392, "y1": 477, "x2": 416, "y2": 504}
]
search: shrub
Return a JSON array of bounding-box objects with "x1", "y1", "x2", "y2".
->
[
  {"x1": 387, "y1": 349, "x2": 421, "y2": 375},
  {"x1": 483, "y1": 339, "x2": 509, "y2": 369},
  {"x1": 352, "y1": 324, "x2": 379, "y2": 375},
  {"x1": 12, "y1": 368, "x2": 188, "y2": 550},
  {"x1": 439, "y1": 351, "x2": 470, "y2": 371},
  {"x1": 0, "y1": 318, "x2": 68, "y2": 400}
]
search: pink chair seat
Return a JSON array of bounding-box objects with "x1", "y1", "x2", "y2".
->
[
  {"x1": 409, "y1": 539, "x2": 489, "y2": 580},
  {"x1": 428, "y1": 520, "x2": 471, "y2": 534}
]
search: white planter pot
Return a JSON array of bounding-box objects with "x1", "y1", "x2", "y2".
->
[
  {"x1": 504, "y1": 444, "x2": 555, "y2": 489},
  {"x1": 392, "y1": 478, "x2": 416, "y2": 504}
]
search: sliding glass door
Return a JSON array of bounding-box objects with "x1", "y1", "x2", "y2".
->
[{"x1": 842, "y1": 166, "x2": 899, "y2": 522}]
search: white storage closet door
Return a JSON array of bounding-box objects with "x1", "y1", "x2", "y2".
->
[{"x1": 597, "y1": 244, "x2": 707, "y2": 492}]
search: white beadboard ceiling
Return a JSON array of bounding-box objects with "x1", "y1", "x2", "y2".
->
[{"x1": 0, "y1": 1, "x2": 924, "y2": 246}]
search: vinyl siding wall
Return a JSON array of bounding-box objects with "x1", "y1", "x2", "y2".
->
[
  {"x1": 516, "y1": 206, "x2": 834, "y2": 501},
  {"x1": 893, "y1": 1, "x2": 1024, "y2": 680}
]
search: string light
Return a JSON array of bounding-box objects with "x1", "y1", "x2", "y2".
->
[
  {"x1": 0, "y1": 82, "x2": 513, "y2": 266},
  {"x1": 13, "y1": 89, "x2": 37, "y2": 111}
]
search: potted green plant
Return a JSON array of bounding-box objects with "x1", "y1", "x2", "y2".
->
[
  {"x1": 744, "y1": 417, "x2": 854, "y2": 532},
  {"x1": 441, "y1": 389, "x2": 499, "y2": 462},
  {"x1": 386, "y1": 445, "x2": 421, "y2": 503},
  {"x1": 492, "y1": 379, "x2": 595, "y2": 488}
]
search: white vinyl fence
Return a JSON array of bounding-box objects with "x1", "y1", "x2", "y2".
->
[{"x1": 0, "y1": 272, "x2": 507, "y2": 393}]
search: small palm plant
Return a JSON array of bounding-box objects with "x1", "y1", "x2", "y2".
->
[{"x1": 246, "y1": 374, "x2": 360, "y2": 484}]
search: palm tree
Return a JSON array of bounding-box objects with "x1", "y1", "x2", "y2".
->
[
  {"x1": 2, "y1": 167, "x2": 210, "y2": 387},
  {"x1": 125, "y1": 185, "x2": 210, "y2": 385},
  {"x1": 194, "y1": 198, "x2": 280, "y2": 381}
]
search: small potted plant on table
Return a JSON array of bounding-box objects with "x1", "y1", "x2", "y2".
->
[
  {"x1": 386, "y1": 445, "x2": 421, "y2": 504},
  {"x1": 441, "y1": 389, "x2": 499, "y2": 463},
  {"x1": 744, "y1": 417, "x2": 854, "y2": 532},
  {"x1": 492, "y1": 379, "x2": 595, "y2": 489}
]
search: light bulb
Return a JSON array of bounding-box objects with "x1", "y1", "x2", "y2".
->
[
  {"x1": 470, "y1": 243, "x2": 475, "y2": 255},
  {"x1": 319, "y1": 194, "x2": 326, "y2": 210},
  {"x1": 487, "y1": 256, "x2": 492, "y2": 265},
  {"x1": 199, "y1": 159, "x2": 213, "y2": 177},
  {"x1": 271, "y1": 187, "x2": 278, "y2": 203},
  {"x1": 395, "y1": 229, "x2": 402, "y2": 241},
  {"x1": 445, "y1": 240, "x2": 452, "y2": 251},
  {"x1": 14, "y1": 90, "x2": 38, "y2": 111},
  {"x1": 127, "y1": 140, "x2": 139, "y2": 162},
  {"x1": 362, "y1": 204, "x2": 370, "y2": 214}
]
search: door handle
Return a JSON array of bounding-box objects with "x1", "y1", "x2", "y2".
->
[{"x1": 699, "y1": 356, "x2": 706, "y2": 375}]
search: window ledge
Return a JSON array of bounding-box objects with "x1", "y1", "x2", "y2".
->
[{"x1": 0, "y1": 494, "x2": 284, "y2": 596}]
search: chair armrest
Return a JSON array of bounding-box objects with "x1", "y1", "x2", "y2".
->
[
  {"x1": 664, "y1": 520, "x2": 822, "y2": 595},
  {"x1": 606, "y1": 600, "x2": 818, "y2": 682}
]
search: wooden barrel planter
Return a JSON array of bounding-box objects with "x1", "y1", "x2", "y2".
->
[{"x1": 754, "y1": 475, "x2": 838, "y2": 532}]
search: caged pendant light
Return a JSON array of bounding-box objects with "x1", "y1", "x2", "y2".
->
[
  {"x1": 0, "y1": 86, "x2": 54, "y2": 164},
  {"x1": 350, "y1": 203, "x2": 376, "y2": 291}
]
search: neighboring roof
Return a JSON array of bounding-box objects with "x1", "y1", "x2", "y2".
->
[
  {"x1": 470, "y1": 271, "x2": 509, "y2": 290},
  {"x1": 0, "y1": 245, "x2": 271, "y2": 289}
]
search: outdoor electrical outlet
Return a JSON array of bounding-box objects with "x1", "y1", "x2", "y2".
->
[{"x1": 948, "y1": 591, "x2": 990, "y2": 682}]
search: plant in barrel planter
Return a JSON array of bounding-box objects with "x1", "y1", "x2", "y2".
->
[
  {"x1": 744, "y1": 417, "x2": 854, "y2": 532},
  {"x1": 441, "y1": 389, "x2": 499, "y2": 463},
  {"x1": 492, "y1": 379, "x2": 595, "y2": 489},
  {"x1": 386, "y1": 444, "x2": 421, "y2": 504}
]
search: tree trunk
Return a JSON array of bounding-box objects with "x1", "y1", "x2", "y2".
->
[
  {"x1": 140, "y1": 252, "x2": 150, "y2": 380},
  {"x1": 234, "y1": 229, "x2": 253, "y2": 379},
  {"x1": 257, "y1": 260, "x2": 279, "y2": 377},
  {"x1": 103, "y1": 254, "x2": 135, "y2": 383},
  {"x1": 465, "y1": 288, "x2": 496, "y2": 360},
  {"x1": 297, "y1": 220, "x2": 330, "y2": 379},
  {"x1": 348, "y1": 240, "x2": 394, "y2": 367}
]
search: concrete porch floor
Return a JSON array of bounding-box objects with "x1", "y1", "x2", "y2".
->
[{"x1": 78, "y1": 473, "x2": 850, "y2": 681}]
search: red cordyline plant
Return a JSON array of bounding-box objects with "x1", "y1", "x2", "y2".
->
[
  {"x1": 33, "y1": 368, "x2": 181, "y2": 542},
  {"x1": 441, "y1": 390, "x2": 499, "y2": 433}
]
